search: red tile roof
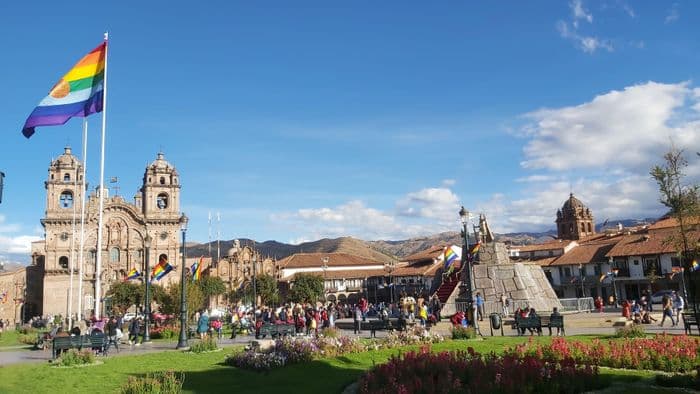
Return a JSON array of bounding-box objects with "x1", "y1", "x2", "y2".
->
[
  {"x1": 392, "y1": 260, "x2": 448, "y2": 277},
  {"x1": 277, "y1": 252, "x2": 383, "y2": 269},
  {"x1": 647, "y1": 216, "x2": 700, "y2": 231},
  {"x1": 402, "y1": 244, "x2": 449, "y2": 262},
  {"x1": 514, "y1": 240, "x2": 574, "y2": 252},
  {"x1": 550, "y1": 237, "x2": 619, "y2": 266},
  {"x1": 279, "y1": 268, "x2": 386, "y2": 282},
  {"x1": 605, "y1": 229, "x2": 700, "y2": 257}
]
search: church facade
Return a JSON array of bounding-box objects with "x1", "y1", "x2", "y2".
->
[{"x1": 28, "y1": 148, "x2": 185, "y2": 319}]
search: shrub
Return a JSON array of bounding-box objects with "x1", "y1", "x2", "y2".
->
[
  {"x1": 189, "y1": 337, "x2": 218, "y2": 353},
  {"x1": 225, "y1": 351, "x2": 287, "y2": 371},
  {"x1": 655, "y1": 372, "x2": 700, "y2": 391},
  {"x1": 54, "y1": 349, "x2": 96, "y2": 367},
  {"x1": 451, "y1": 325, "x2": 477, "y2": 340},
  {"x1": 358, "y1": 346, "x2": 602, "y2": 394},
  {"x1": 320, "y1": 327, "x2": 340, "y2": 338},
  {"x1": 18, "y1": 334, "x2": 37, "y2": 345},
  {"x1": 150, "y1": 325, "x2": 177, "y2": 340},
  {"x1": 119, "y1": 371, "x2": 184, "y2": 394},
  {"x1": 614, "y1": 324, "x2": 646, "y2": 338}
]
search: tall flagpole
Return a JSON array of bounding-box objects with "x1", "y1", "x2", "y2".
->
[
  {"x1": 77, "y1": 119, "x2": 88, "y2": 321},
  {"x1": 68, "y1": 146, "x2": 79, "y2": 328},
  {"x1": 94, "y1": 32, "x2": 109, "y2": 319}
]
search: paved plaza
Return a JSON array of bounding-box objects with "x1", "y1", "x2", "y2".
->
[{"x1": 0, "y1": 310, "x2": 691, "y2": 367}]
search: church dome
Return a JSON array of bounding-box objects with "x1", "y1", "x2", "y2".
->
[
  {"x1": 148, "y1": 152, "x2": 173, "y2": 171},
  {"x1": 562, "y1": 193, "x2": 586, "y2": 211},
  {"x1": 53, "y1": 146, "x2": 80, "y2": 168},
  {"x1": 226, "y1": 248, "x2": 237, "y2": 258}
]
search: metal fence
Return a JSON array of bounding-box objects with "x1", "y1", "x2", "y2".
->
[{"x1": 452, "y1": 297, "x2": 594, "y2": 315}]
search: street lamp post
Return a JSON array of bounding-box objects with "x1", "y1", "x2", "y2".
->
[
  {"x1": 322, "y1": 256, "x2": 329, "y2": 300},
  {"x1": 251, "y1": 254, "x2": 257, "y2": 329},
  {"x1": 142, "y1": 232, "x2": 152, "y2": 343},
  {"x1": 578, "y1": 264, "x2": 586, "y2": 298},
  {"x1": 459, "y1": 206, "x2": 477, "y2": 330},
  {"x1": 176, "y1": 214, "x2": 189, "y2": 349},
  {"x1": 385, "y1": 261, "x2": 395, "y2": 304}
]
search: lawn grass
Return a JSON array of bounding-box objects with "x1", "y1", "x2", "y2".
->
[{"x1": 0, "y1": 335, "x2": 674, "y2": 393}]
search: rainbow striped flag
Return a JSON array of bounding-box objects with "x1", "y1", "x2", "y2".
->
[
  {"x1": 151, "y1": 256, "x2": 173, "y2": 281},
  {"x1": 124, "y1": 268, "x2": 141, "y2": 281},
  {"x1": 191, "y1": 256, "x2": 203, "y2": 281},
  {"x1": 443, "y1": 246, "x2": 459, "y2": 269},
  {"x1": 21, "y1": 41, "x2": 106, "y2": 138}
]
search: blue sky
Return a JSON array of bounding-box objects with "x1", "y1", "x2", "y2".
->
[{"x1": 1, "y1": 1, "x2": 699, "y2": 263}]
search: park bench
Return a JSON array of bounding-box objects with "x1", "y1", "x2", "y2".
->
[
  {"x1": 89, "y1": 332, "x2": 106, "y2": 355},
  {"x1": 368, "y1": 319, "x2": 393, "y2": 338},
  {"x1": 187, "y1": 325, "x2": 198, "y2": 338},
  {"x1": 257, "y1": 323, "x2": 296, "y2": 339},
  {"x1": 540, "y1": 315, "x2": 565, "y2": 336},
  {"x1": 515, "y1": 315, "x2": 542, "y2": 336},
  {"x1": 51, "y1": 335, "x2": 92, "y2": 359},
  {"x1": 681, "y1": 312, "x2": 698, "y2": 335}
]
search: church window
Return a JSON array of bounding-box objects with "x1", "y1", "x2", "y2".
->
[
  {"x1": 157, "y1": 193, "x2": 168, "y2": 209},
  {"x1": 51, "y1": 174, "x2": 54, "y2": 180},
  {"x1": 110, "y1": 247, "x2": 120, "y2": 262},
  {"x1": 173, "y1": 177, "x2": 177, "y2": 185},
  {"x1": 89, "y1": 249, "x2": 96, "y2": 262},
  {"x1": 59, "y1": 191, "x2": 73, "y2": 209},
  {"x1": 59, "y1": 256, "x2": 69, "y2": 269},
  {"x1": 160, "y1": 177, "x2": 165, "y2": 185},
  {"x1": 64, "y1": 173, "x2": 70, "y2": 182},
  {"x1": 587, "y1": 223, "x2": 592, "y2": 232}
]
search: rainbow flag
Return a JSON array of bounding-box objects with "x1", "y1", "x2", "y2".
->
[
  {"x1": 191, "y1": 256, "x2": 203, "y2": 281},
  {"x1": 151, "y1": 256, "x2": 173, "y2": 281},
  {"x1": 21, "y1": 41, "x2": 106, "y2": 138},
  {"x1": 124, "y1": 268, "x2": 141, "y2": 281},
  {"x1": 469, "y1": 242, "x2": 481, "y2": 255},
  {"x1": 443, "y1": 246, "x2": 459, "y2": 269}
]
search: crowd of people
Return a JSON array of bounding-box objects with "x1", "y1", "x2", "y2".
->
[{"x1": 619, "y1": 291, "x2": 685, "y2": 327}]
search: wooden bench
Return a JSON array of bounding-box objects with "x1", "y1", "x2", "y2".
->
[
  {"x1": 187, "y1": 325, "x2": 198, "y2": 338},
  {"x1": 369, "y1": 319, "x2": 393, "y2": 338},
  {"x1": 515, "y1": 315, "x2": 542, "y2": 336},
  {"x1": 681, "y1": 312, "x2": 698, "y2": 335},
  {"x1": 542, "y1": 315, "x2": 565, "y2": 336},
  {"x1": 51, "y1": 335, "x2": 93, "y2": 359}
]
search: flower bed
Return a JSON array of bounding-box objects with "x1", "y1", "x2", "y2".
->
[
  {"x1": 505, "y1": 334, "x2": 699, "y2": 373},
  {"x1": 226, "y1": 327, "x2": 444, "y2": 372},
  {"x1": 358, "y1": 346, "x2": 601, "y2": 394}
]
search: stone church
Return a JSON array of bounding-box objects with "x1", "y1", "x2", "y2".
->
[
  {"x1": 556, "y1": 193, "x2": 596, "y2": 240},
  {"x1": 28, "y1": 148, "x2": 185, "y2": 319}
]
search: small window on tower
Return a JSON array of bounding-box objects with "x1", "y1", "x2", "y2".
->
[
  {"x1": 160, "y1": 177, "x2": 165, "y2": 185},
  {"x1": 59, "y1": 191, "x2": 74, "y2": 209},
  {"x1": 64, "y1": 173, "x2": 70, "y2": 182},
  {"x1": 157, "y1": 193, "x2": 168, "y2": 209},
  {"x1": 59, "y1": 256, "x2": 69, "y2": 269}
]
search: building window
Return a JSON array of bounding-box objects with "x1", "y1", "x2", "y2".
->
[
  {"x1": 89, "y1": 249, "x2": 97, "y2": 262},
  {"x1": 156, "y1": 193, "x2": 168, "y2": 209},
  {"x1": 587, "y1": 223, "x2": 592, "y2": 232},
  {"x1": 64, "y1": 173, "x2": 70, "y2": 182},
  {"x1": 160, "y1": 177, "x2": 165, "y2": 185},
  {"x1": 548, "y1": 250, "x2": 554, "y2": 257},
  {"x1": 594, "y1": 264, "x2": 602, "y2": 276},
  {"x1": 110, "y1": 247, "x2": 120, "y2": 263},
  {"x1": 671, "y1": 257, "x2": 681, "y2": 267},
  {"x1": 59, "y1": 191, "x2": 74, "y2": 208},
  {"x1": 59, "y1": 256, "x2": 69, "y2": 269}
]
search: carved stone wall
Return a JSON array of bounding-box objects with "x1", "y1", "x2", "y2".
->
[{"x1": 460, "y1": 242, "x2": 562, "y2": 312}]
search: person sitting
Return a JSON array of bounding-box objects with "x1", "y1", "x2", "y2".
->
[
  {"x1": 631, "y1": 302, "x2": 642, "y2": 324},
  {"x1": 70, "y1": 326, "x2": 81, "y2": 336},
  {"x1": 549, "y1": 307, "x2": 562, "y2": 336},
  {"x1": 641, "y1": 309, "x2": 657, "y2": 324},
  {"x1": 528, "y1": 308, "x2": 541, "y2": 335}
]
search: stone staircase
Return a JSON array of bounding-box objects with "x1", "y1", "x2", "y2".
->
[{"x1": 433, "y1": 265, "x2": 463, "y2": 316}]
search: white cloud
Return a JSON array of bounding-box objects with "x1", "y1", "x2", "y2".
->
[
  {"x1": 521, "y1": 81, "x2": 699, "y2": 171},
  {"x1": 441, "y1": 179, "x2": 456, "y2": 187},
  {"x1": 0, "y1": 215, "x2": 41, "y2": 255},
  {"x1": 665, "y1": 3, "x2": 680, "y2": 24},
  {"x1": 557, "y1": 21, "x2": 613, "y2": 54},
  {"x1": 515, "y1": 175, "x2": 557, "y2": 183},
  {"x1": 396, "y1": 187, "x2": 460, "y2": 220},
  {"x1": 571, "y1": 0, "x2": 593, "y2": 27}
]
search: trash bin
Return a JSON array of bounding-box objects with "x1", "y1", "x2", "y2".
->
[{"x1": 489, "y1": 313, "x2": 501, "y2": 330}]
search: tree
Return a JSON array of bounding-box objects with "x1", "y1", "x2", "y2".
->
[
  {"x1": 650, "y1": 147, "x2": 700, "y2": 317},
  {"x1": 160, "y1": 282, "x2": 205, "y2": 322},
  {"x1": 106, "y1": 282, "x2": 143, "y2": 313},
  {"x1": 239, "y1": 274, "x2": 279, "y2": 306},
  {"x1": 287, "y1": 273, "x2": 324, "y2": 304},
  {"x1": 197, "y1": 276, "x2": 226, "y2": 299}
]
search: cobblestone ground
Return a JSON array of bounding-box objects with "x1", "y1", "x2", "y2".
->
[{"x1": 0, "y1": 311, "x2": 690, "y2": 366}]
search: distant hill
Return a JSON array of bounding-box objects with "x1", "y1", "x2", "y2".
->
[{"x1": 188, "y1": 236, "x2": 398, "y2": 264}]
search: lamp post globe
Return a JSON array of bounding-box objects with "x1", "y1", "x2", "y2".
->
[
  {"x1": 142, "y1": 232, "x2": 152, "y2": 343},
  {"x1": 176, "y1": 214, "x2": 189, "y2": 349}
]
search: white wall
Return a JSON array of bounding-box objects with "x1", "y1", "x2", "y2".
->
[{"x1": 628, "y1": 256, "x2": 644, "y2": 278}]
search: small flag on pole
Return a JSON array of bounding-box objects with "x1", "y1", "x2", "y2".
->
[
  {"x1": 443, "y1": 246, "x2": 460, "y2": 269},
  {"x1": 21, "y1": 41, "x2": 106, "y2": 138},
  {"x1": 124, "y1": 268, "x2": 141, "y2": 281},
  {"x1": 191, "y1": 256, "x2": 203, "y2": 281},
  {"x1": 151, "y1": 256, "x2": 173, "y2": 281}
]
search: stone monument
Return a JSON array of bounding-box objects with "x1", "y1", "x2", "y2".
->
[{"x1": 457, "y1": 216, "x2": 562, "y2": 313}]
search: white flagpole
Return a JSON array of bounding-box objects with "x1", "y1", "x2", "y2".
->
[
  {"x1": 68, "y1": 147, "x2": 78, "y2": 328},
  {"x1": 77, "y1": 118, "x2": 88, "y2": 322},
  {"x1": 95, "y1": 32, "x2": 109, "y2": 319},
  {"x1": 217, "y1": 212, "x2": 221, "y2": 265}
]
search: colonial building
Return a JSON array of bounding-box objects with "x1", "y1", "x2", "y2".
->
[
  {"x1": 512, "y1": 194, "x2": 696, "y2": 301},
  {"x1": 28, "y1": 148, "x2": 185, "y2": 319},
  {"x1": 0, "y1": 268, "x2": 27, "y2": 326}
]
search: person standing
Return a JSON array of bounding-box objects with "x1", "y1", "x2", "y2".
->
[
  {"x1": 430, "y1": 295, "x2": 442, "y2": 322},
  {"x1": 353, "y1": 305, "x2": 362, "y2": 334},
  {"x1": 475, "y1": 293, "x2": 484, "y2": 321},
  {"x1": 673, "y1": 291, "x2": 684, "y2": 324},
  {"x1": 500, "y1": 293, "x2": 508, "y2": 316},
  {"x1": 197, "y1": 310, "x2": 209, "y2": 339},
  {"x1": 105, "y1": 316, "x2": 119, "y2": 353},
  {"x1": 128, "y1": 316, "x2": 141, "y2": 346},
  {"x1": 659, "y1": 295, "x2": 676, "y2": 327}
]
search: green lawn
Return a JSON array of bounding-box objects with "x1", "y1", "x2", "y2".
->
[{"x1": 0, "y1": 336, "x2": 681, "y2": 393}]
